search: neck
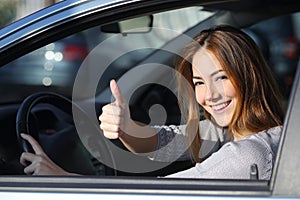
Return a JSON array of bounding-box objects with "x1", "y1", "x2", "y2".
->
[{"x1": 232, "y1": 129, "x2": 253, "y2": 141}]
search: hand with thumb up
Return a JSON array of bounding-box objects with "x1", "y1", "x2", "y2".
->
[{"x1": 99, "y1": 79, "x2": 131, "y2": 139}]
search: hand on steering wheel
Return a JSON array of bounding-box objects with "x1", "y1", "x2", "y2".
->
[
  {"x1": 16, "y1": 92, "x2": 117, "y2": 176},
  {"x1": 20, "y1": 133, "x2": 74, "y2": 175}
]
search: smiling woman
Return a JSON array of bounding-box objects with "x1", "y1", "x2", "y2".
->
[{"x1": 152, "y1": 25, "x2": 284, "y2": 178}]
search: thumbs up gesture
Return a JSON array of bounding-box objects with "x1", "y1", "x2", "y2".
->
[{"x1": 99, "y1": 79, "x2": 131, "y2": 139}]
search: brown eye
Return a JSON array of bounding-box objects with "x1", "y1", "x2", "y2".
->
[
  {"x1": 216, "y1": 75, "x2": 228, "y2": 81},
  {"x1": 194, "y1": 81, "x2": 204, "y2": 86}
]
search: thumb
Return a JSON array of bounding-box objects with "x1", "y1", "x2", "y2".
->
[{"x1": 110, "y1": 79, "x2": 125, "y2": 106}]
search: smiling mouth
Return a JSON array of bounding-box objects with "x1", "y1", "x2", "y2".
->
[{"x1": 211, "y1": 101, "x2": 231, "y2": 112}]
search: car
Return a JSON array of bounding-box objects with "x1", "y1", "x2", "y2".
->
[{"x1": 0, "y1": 0, "x2": 299, "y2": 199}]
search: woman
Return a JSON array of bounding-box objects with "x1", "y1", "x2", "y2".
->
[
  {"x1": 20, "y1": 25, "x2": 284, "y2": 179},
  {"x1": 100, "y1": 25, "x2": 284, "y2": 179}
]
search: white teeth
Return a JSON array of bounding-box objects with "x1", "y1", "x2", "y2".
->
[{"x1": 212, "y1": 102, "x2": 229, "y2": 111}]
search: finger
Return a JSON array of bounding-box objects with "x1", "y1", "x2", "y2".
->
[
  {"x1": 23, "y1": 159, "x2": 41, "y2": 175},
  {"x1": 20, "y1": 152, "x2": 36, "y2": 166},
  {"x1": 20, "y1": 133, "x2": 45, "y2": 155},
  {"x1": 20, "y1": 152, "x2": 29, "y2": 166},
  {"x1": 102, "y1": 131, "x2": 120, "y2": 139},
  {"x1": 101, "y1": 104, "x2": 123, "y2": 116},
  {"x1": 100, "y1": 122, "x2": 121, "y2": 133},
  {"x1": 24, "y1": 165, "x2": 35, "y2": 175},
  {"x1": 99, "y1": 114, "x2": 121, "y2": 126},
  {"x1": 110, "y1": 79, "x2": 125, "y2": 106}
]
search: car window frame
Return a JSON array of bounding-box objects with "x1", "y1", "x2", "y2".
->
[
  {"x1": 0, "y1": 0, "x2": 300, "y2": 197},
  {"x1": 271, "y1": 60, "x2": 300, "y2": 196}
]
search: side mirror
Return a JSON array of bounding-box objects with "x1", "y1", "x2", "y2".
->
[{"x1": 101, "y1": 15, "x2": 153, "y2": 34}]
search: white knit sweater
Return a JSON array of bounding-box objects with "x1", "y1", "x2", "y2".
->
[{"x1": 150, "y1": 120, "x2": 281, "y2": 180}]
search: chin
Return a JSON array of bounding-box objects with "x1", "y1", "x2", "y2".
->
[{"x1": 214, "y1": 118, "x2": 230, "y2": 127}]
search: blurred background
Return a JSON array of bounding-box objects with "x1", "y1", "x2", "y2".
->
[{"x1": 0, "y1": 0, "x2": 61, "y2": 27}]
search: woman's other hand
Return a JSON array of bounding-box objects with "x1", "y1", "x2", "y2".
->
[{"x1": 19, "y1": 133, "x2": 75, "y2": 176}]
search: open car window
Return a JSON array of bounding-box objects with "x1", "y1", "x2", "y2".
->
[{"x1": 0, "y1": 0, "x2": 300, "y2": 198}]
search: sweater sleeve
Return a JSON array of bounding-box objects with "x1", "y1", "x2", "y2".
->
[
  {"x1": 166, "y1": 126, "x2": 281, "y2": 180},
  {"x1": 148, "y1": 120, "x2": 226, "y2": 162}
]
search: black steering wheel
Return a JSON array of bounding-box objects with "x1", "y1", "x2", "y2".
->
[{"x1": 16, "y1": 92, "x2": 117, "y2": 175}]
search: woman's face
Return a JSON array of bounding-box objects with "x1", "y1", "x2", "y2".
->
[{"x1": 192, "y1": 48, "x2": 237, "y2": 127}]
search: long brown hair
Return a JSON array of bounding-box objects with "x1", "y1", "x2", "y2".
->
[{"x1": 176, "y1": 25, "x2": 284, "y2": 162}]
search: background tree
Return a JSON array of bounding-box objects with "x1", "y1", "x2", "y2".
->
[{"x1": 0, "y1": 0, "x2": 16, "y2": 28}]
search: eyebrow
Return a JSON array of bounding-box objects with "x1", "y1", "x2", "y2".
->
[{"x1": 193, "y1": 69, "x2": 224, "y2": 79}]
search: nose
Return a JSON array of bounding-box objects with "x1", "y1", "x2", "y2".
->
[{"x1": 205, "y1": 84, "x2": 220, "y2": 102}]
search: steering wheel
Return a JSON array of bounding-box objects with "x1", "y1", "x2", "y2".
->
[{"x1": 16, "y1": 92, "x2": 117, "y2": 175}]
